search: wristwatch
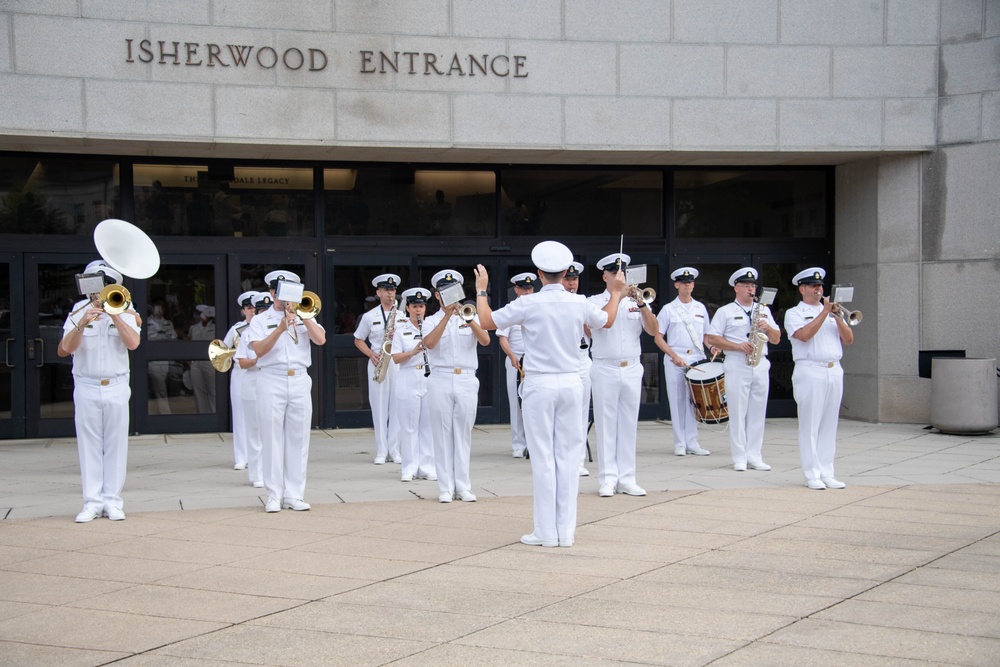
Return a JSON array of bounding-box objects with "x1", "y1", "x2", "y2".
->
[{"x1": 478, "y1": 291, "x2": 488, "y2": 297}]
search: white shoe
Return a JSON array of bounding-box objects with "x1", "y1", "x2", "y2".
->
[
  {"x1": 75, "y1": 507, "x2": 101, "y2": 523},
  {"x1": 401, "y1": 474, "x2": 413, "y2": 482},
  {"x1": 578, "y1": 466, "x2": 590, "y2": 477},
  {"x1": 264, "y1": 498, "x2": 281, "y2": 513},
  {"x1": 674, "y1": 447, "x2": 686, "y2": 456},
  {"x1": 389, "y1": 453, "x2": 402, "y2": 463},
  {"x1": 281, "y1": 498, "x2": 311, "y2": 511},
  {"x1": 617, "y1": 482, "x2": 647, "y2": 496},
  {"x1": 687, "y1": 446, "x2": 711, "y2": 456},
  {"x1": 251, "y1": 480, "x2": 265, "y2": 488},
  {"x1": 558, "y1": 539, "x2": 574, "y2": 547},
  {"x1": 598, "y1": 484, "x2": 615, "y2": 497},
  {"x1": 373, "y1": 456, "x2": 386, "y2": 465},
  {"x1": 821, "y1": 477, "x2": 847, "y2": 489},
  {"x1": 233, "y1": 462, "x2": 248, "y2": 470},
  {"x1": 104, "y1": 507, "x2": 126, "y2": 521},
  {"x1": 425, "y1": 473, "x2": 437, "y2": 481},
  {"x1": 521, "y1": 533, "x2": 558, "y2": 547},
  {"x1": 748, "y1": 461, "x2": 771, "y2": 471},
  {"x1": 806, "y1": 479, "x2": 827, "y2": 490},
  {"x1": 438, "y1": 493, "x2": 453, "y2": 503},
  {"x1": 457, "y1": 490, "x2": 477, "y2": 502},
  {"x1": 734, "y1": 462, "x2": 747, "y2": 472},
  {"x1": 512, "y1": 450, "x2": 525, "y2": 458}
]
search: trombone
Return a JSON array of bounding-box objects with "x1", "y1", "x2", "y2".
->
[
  {"x1": 284, "y1": 290, "x2": 322, "y2": 343},
  {"x1": 69, "y1": 284, "x2": 132, "y2": 319}
]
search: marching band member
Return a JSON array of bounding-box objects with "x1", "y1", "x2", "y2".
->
[
  {"x1": 234, "y1": 291, "x2": 270, "y2": 489},
  {"x1": 474, "y1": 242, "x2": 625, "y2": 547},
  {"x1": 705, "y1": 268, "x2": 781, "y2": 472},
  {"x1": 588, "y1": 253, "x2": 658, "y2": 497},
  {"x1": 497, "y1": 272, "x2": 535, "y2": 459},
  {"x1": 654, "y1": 267, "x2": 715, "y2": 456},
  {"x1": 785, "y1": 267, "x2": 853, "y2": 490},
  {"x1": 225, "y1": 290, "x2": 257, "y2": 471},
  {"x1": 354, "y1": 274, "x2": 403, "y2": 465},
  {"x1": 561, "y1": 262, "x2": 594, "y2": 477},
  {"x1": 422, "y1": 270, "x2": 490, "y2": 503},
  {"x1": 244, "y1": 270, "x2": 326, "y2": 513},
  {"x1": 391, "y1": 288, "x2": 437, "y2": 483},
  {"x1": 59, "y1": 260, "x2": 141, "y2": 522}
]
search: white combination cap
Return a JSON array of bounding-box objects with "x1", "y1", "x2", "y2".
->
[
  {"x1": 565, "y1": 261, "x2": 584, "y2": 278},
  {"x1": 264, "y1": 270, "x2": 300, "y2": 287},
  {"x1": 196, "y1": 304, "x2": 216, "y2": 318},
  {"x1": 253, "y1": 293, "x2": 273, "y2": 308},
  {"x1": 531, "y1": 240, "x2": 574, "y2": 273},
  {"x1": 671, "y1": 267, "x2": 699, "y2": 282},
  {"x1": 728, "y1": 267, "x2": 758, "y2": 286},
  {"x1": 401, "y1": 287, "x2": 431, "y2": 303},
  {"x1": 237, "y1": 290, "x2": 257, "y2": 307},
  {"x1": 431, "y1": 269, "x2": 464, "y2": 288},
  {"x1": 372, "y1": 273, "x2": 401, "y2": 289},
  {"x1": 597, "y1": 252, "x2": 630, "y2": 271},
  {"x1": 84, "y1": 260, "x2": 123, "y2": 285},
  {"x1": 510, "y1": 272, "x2": 537, "y2": 288},
  {"x1": 792, "y1": 267, "x2": 826, "y2": 286}
]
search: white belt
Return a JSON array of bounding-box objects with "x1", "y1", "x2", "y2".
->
[
  {"x1": 74, "y1": 374, "x2": 128, "y2": 387},
  {"x1": 402, "y1": 364, "x2": 425, "y2": 370},
  {"x1": 259, "y1": 367, "x2": 308, "y2": 376},
  {"x1": 593, "y1": 356, "x2": 641, "y2": 368},
  {"x1": 797, "y1": 360, "x2": 840, "y2": 368}
]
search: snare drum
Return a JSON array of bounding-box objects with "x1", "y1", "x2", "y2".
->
[{"x1": 684, "y1": 360, "x2": 728, "y2": 424}]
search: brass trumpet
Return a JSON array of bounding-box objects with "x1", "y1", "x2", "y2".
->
[
  {"x1": 458, "y1": 303, "x2": 477, "y2": 322},
  {"x1": 208, "y1": 339, "x2": 237, "y2": 372},
  {"x1": 833, "y1": 303, "x2": 863, "y2": 326},
  {"x1": 628, "y1": 284, "x2": 656, "y2": 305}
]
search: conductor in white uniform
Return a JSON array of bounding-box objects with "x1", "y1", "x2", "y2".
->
[
  {"x1": 59, "y1": 260, "x2": 141, "y2": 523},
  {"x1": 244, "y1": 270, "x2": 326, "y2": 513},
  {"x1": 475, "y1": 242, "x2": 625, "y2": 547},
  {"x1": 784, "y1": 267, "x2": 853, "y2": 490}
]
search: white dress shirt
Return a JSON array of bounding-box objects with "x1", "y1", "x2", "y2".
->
[
  {"x1": 244, "y1": 306, "x2": 323, "y2": 369},
  {"x1": 424, "y1": 310, "x2": 481, "y2": 370},
  {"x1": 63, "y1": 299, "x2": 139, "y2": 379},
  {"x1": 587, "y1": 291, "x2": 643, "y2": 361},
  {"x1": 785, "y1": 302, "x2": 844, "y2": 362}
]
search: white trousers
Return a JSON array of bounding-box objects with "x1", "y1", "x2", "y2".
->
[
  {"x1": 74, "y1": 376, "x2": 130, "y2": 512},
  {"x1": 664, "y1": 353, "x2": 703, "y2": 451},
  {"x1": 241, "y1": 368, "x2": 263, "y2": 484},
  {"x1": 792, "y1": 362, "x2": 843, "y2": 481},
  {"x1": 504, "y1": 357, "x2": 527, "y2": 455},
  {"x1": 191, "y1": 360, "x2": 215, "y2": 413},
  {"x1": 590, "y1": 360, "x2": 643, "y2": 488},
  {"x1": 579, "y1": 358, "x2": 592, "y2": 465},
  {"x1": 257, "y1": 370, "x2": 312, "y2": 501},
  {"x1": 522, "y1": 373, "x2": 584, "y2": 544},
  {"x1": 723, "y1": 355, "x2": 770, "y2": 466},
  {"x1": 428, "y1": 372, "x2": 478, "y2": 497},
  {"x1": 367, "y1": 360, "x2": 399, "y2": 460},
  {"x1": 395, "y1": 366, "x2": 436, "y2": 479},
  {"x1": 231, "y1": 366, "x2": 247, "y2": 466}
]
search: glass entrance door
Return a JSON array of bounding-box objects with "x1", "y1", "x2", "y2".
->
[{"x1": 0, "y1": 254, "x2": 25, "y2": 438}]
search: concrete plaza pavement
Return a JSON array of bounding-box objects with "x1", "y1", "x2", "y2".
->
[{"x1": 0, "y1": 418, "x2": 999, "y2": 665}]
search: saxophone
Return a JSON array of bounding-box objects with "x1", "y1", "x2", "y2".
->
[
  {"x1": 373, "y1": 301, "x2": 398, "y2": 383},
  {"x1": 746, "y1": 298, "x2": 769, "y2": 368}
]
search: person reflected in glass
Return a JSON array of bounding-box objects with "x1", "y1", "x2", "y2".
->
[
  {"x1": 188, "y1": 304, "x2": 216, "y2": 413},
  {"x1": 147, "y1": 297, "x2": 177, "y2": 414}
]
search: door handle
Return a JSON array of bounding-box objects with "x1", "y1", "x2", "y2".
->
[
  {"x1": 34, "y1": 338, "x2": 44, "y2": 368},
  {"x1": 3, "y1": 338, "x2": 13, "y2": 368}
]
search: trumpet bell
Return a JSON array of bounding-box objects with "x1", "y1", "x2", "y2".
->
[
  {"x1": 94, "y1": 218, "x2": 161, "y2": 279},
  {"x1": 208, "y1": 339, "x2": 236, "y2": 372},
  {"x1": 99, "y1": 284, "x2": 131, "y2": 315},
  {"x1": 296, "y1": 291, "x2": 322, "y2": 320},
  {"x1": 639, "y1": 287, "x2": 656, "y2": 305},
  {"x1": 458, "y1": 303, "x2": 477, "y2": 322},
  {"x1": 847, "y1": 310, "x2": 863, "y2": 326}
]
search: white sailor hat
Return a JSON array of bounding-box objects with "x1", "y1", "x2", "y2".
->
[
  {"x1": 84, "y1": 260, "x2": 123, "y2": 285},
  {"x1": 793, "y1": 267, "x2": 826, "y2": 286},
  {"x1": 401, "y1": 287, "x2": 431, "y2": 304},
  {"x1": 531, "y1": 240, "x2": 574, "y2": 273},
  {"x1": 511, "y1": 272, "x2": 536, "y2": 288},
  {"x1": 565, "y1": 261, "x2": 584, "y2": 278},
  {"x1": 264, "y1": 270, "x2": 300, "y2": 289},
  {"x1": 196, "y1": 304, "x2": 215, "y2": 318},
  {"x1": 253, "y1": 292, "x2": 273, "y2": 309},
  {"x1": 237, "y1": 290, "x2": 257, "y2": 308},
  {"x1": 671, "y1": 267, "x2": 699, "y2": 282},
  {"x1": 431, "y1": 269, "x2": 463, "y2": 289},
  {"x1": 728, "y1": 267, "x2": 758, "y2": 286},
  {"x1": 372, "y1": 273, "x2": 401, "y2": 289},
  {"x1": 597, "y1": 252, "x2": 630, "y2": 272}
]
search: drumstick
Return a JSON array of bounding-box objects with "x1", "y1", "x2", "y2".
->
[{"x1": 687, "y1": 366, "x2": 704, "y2": 372}]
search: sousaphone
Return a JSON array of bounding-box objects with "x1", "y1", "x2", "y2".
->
[{"x1": 72, "y1": 219, "x2": 161, "y2": 317}]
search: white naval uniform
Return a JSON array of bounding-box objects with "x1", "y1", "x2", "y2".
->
[
  {"x1": 587, "y1": 291, "x2": 646, "y2": 489},
  {"x1": 355, "y1": 305, "x2": 402, "y2": 461},
  {"x1": 188, "y1": 319, "x2": 216, "y2": 413},
  {"x1": 707, "y1": 301, "x2": 779, "y2": 467},
  {"x1": 424, "y1": 310, "x2": 481, "y2": 499},
  {"x1": 245, "y1": 306, "x2": 324, "y2": 503},
  {"x1": 497, "y1": 323, "x2": 527, "y2": 456},
  {"x1": 492, "y1": 284, "x2": 609, "y2": 545},
  {"x1": 391, "y1": 319, "x2": 436, "y2": 480},
  {"x1": 785, "y1": 302, "x2": 844, "y2": 483},
  {"x1": 223, "y1": 322, "x2": 249, "y2": 468},
  {"x1": 656, "y1": 297, "x2": 710, "y2": 452},
  {"x1": 233, "y1": 332, "x2": 262, "y2": 485},
  {"x1": 63, "y1": 301, "x2": 140, "y2": 515}
]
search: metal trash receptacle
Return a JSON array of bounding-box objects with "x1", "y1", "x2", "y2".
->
[{"x1": 930, "y1": 358, "x2": 998, "y2": 435}]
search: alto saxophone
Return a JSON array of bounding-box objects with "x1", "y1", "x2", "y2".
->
[
  {"x1": 373, "y1": 302, "x2": 398, "y2": 383},
  {"x1": 746, "y1": 299, "x2": 769, "y2": 368}
]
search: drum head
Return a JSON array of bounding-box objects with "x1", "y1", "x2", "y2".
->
[{"x1": 686, "y1": 360, "x2": 724, "y2": 381}]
